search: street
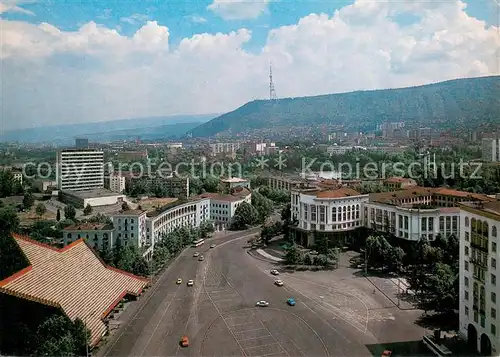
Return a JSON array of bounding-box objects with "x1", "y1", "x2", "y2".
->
[{"x1": 99, "y1": 228, "x2": 425, "y2": 357}]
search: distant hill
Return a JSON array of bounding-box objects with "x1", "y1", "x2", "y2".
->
[
  {"x1": 1, "y1": 114, "x2": 216, "y2": 144},
  {"x1": 189, "y1": 76, "x2": 500, "y2": 138}
]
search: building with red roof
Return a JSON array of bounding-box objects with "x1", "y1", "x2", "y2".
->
[{"x1": 0, "y1": 234, "x2": 149, "y2": 347}]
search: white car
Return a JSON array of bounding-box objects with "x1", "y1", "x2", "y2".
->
[
  {"x1": 256, "y1": 300, "x2": 269, "y2": 307},
  {"x1": 270, "y1": 270, "x2": 279, "y2": 276},
  {"x1": 187, "y1": 280, "x2": 194, "y2": 286},
  {"x1": 193, "y1": 252, "x2": 200, "y2": 257},
  {"x1": 198, "y1": 256, "x2": 204, "y2": 261},
  {"x1": 275, "y1": 280, "x2": 283, "y2": 286},
  {"x1": 210, "y1": 244, "x2": 216, "y2": 248}
]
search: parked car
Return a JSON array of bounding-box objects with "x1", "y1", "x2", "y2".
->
[
  {"x1": 210, "y1": 244, "x2": 216, "y2": 248},
  {"x1": 193, "y1": 252, "x2": 200, "y2": 257},
  {"x1": 256, "y1": 300, "x2": 269, "y2": 307},
  {"x1": 270, "y1": 270, "x2": 279, "y2": 276},
  {"x1": 275, "y1": 280, "x2": 284, "y2": 286},
  {"x1": 187, "y1": 280, "x2": 194, "y2": 286},
  {"x1": 176, "y1": 278, "x2": 182, "y2": 284},
  {"x1": 287, "y1": 298, "x2": 296, "y2": 306},
  {"x1": 198, "y1": 256, "x2": 204, "y2": 261}
]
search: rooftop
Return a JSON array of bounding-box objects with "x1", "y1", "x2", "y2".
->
[
  {"x1": 295, "y1": 187, "x2": 363, "y2": 199},
  {"x1": 64, "y1": 223, "x2": 113, "y2": 231},
  {"x1": 221, "y1": 177, "x2": 249, "y2": 183},
  {"x1": 112, "y1": 209, "x2": 147, "y2": 216},
  {"x1": 0, "y1": 234, "x2": 148, "y2": 346},
  {"x1": 461, "y1": 201, "x2": 500, "y2": 219},
  {"x1": 62, "y1": 188, "x2": 125, "y2": 199},
  {"x1": 370, "y1": 187, "x2": 494, "y2": 205}
]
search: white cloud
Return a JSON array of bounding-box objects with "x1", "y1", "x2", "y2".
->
[
  {"x1": 188, "y1": 15, "x2": 208, "y2": 23},
  {"x1": 0, "y1": 0, "x2": 34, "y2": 15},
  {"x1": 207, "y1": 0, "x2": 270, "y2": 20},
  {"x1": 120, "y1": 13, "x2": 149, "y2": 24},
  {"x1": 1, "y1": 0, "x2": 499, "y2": 130}
]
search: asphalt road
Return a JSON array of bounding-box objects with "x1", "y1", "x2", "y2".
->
[{"x1": 101, "y1": 229, "x2": 379, "y2": 357}]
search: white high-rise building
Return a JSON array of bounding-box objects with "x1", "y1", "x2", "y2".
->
[
  {"x1": 482, "y1": 138, "x2": 500, "y2": 162},
  {"x1": 57, "y1": 149, "x2": 104, "y2": 191},
  {"x1": 460, "y1": 201, "x2": 500, "y2": 356}
]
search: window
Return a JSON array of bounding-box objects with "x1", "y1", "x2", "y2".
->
[
  {"x1": 481, "y1": 316, "x2": 485, "y2": 328},
  {"x1": 465, "y1": 291, "x2": 469, "y2": 300},
  {"x1": 493, "y1": 225, "x2": 498, "y2": 238},
  {"x1": 492, "y1": 274, "x2": 497, "y2": 286},
  {"x1": 465, "y1": 217, "x2": 469, "y2": 227},
  {"x1": 492, "y1": 324, "x2": 497, "y2": 336},
  {"x1": 465, "y1": 231, "x2": 469, "y2": 242},
  {"x1": 465, "y1": 261, "x2": 469, "y2": 271},
  {"x1": 492, "y1": 292, "x2": 497, "y2": 303},
  {"x1": 319, "y1": 224, "x2": 325, "y2": 231},
  {"x1": 465, "y1": 306, "x2": 469, "y2": 316},
  {"x1": 465, "y1": 246, "x2": 469, "y2": 256},
  {"x1": 494, "y1": 242, "x2": 497, "y2": 253},
  {"x1": 492, "y1": 308, "x2": 497, "y2": 319},
  {"x1": 493, "y1": 258, "x2": 497, "y2": 269}
]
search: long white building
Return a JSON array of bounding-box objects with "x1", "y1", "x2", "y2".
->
[
  {"x1": 56, "y1": 149, "x2": 104, "y2": 191},
  {"x1": 460, "y1": 201, "x2": 500, "y2": 356}
]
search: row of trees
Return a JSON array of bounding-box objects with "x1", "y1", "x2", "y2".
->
[
  {"x1": 0, "y1": 170, "x2": 24, "y2": 198},
  {"x1": 258, "y1": 186, "x2": 290, "y2": 204},
  {"x1": 285, "y1": 231, "x2": 340, "y2": 268},
  {"x1": 364, "y1": 233, "x2": 459, "y2": 314},
  {"x1": 230, "y1": 192, "x2": 274, "y2": 230}
]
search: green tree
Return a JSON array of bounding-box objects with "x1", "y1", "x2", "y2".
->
[
  {"x1": 285, "y1": 244, "x2": 301, "y2": 265},
  {"x1": 231, "y1": 202, "x2": 259, "y2": 230},
  {"x1": 35, "y1": 203, "x2": 46, "y2": 219},
  {"x1": 121, "y1": 202, "x2": 130, "y2": 211},
  {"x1": 303, "y1": 253, "x2": 312, "y2": 265},
  {"x1": 416, "y1": 263, "x2": 458, "y2": 314},
  {"x1": 0, "y1": 206, "x2": 20, "y2": 235},
  {"x1": 22, "y1": 191, "x2": 34, "y2": 210},
  {"x1": 199, "y1": 220, "x2": 215, "y2": 238},
  {"x1": 251, "y1": 191, "x2": 273, "y2": 223},
  {"x1": 64, "y1": 205, "x2": 76, "y2": 221},
  {"x1": 83, "y1": 204, "x2": 92, "y2": 216},
  {"x1": 56, "y1": 208, "x2": 61, "y2": 222},
  {"x1": 35, "y1": 315, "x2": 76, "y2": 357}
]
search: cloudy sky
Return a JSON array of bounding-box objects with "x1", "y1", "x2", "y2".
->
[{"x1": 1, "y1": 0, "x2": 499, "y2": 131}]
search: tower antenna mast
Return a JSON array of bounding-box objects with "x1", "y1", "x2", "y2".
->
[{"x1": 269, "y1": 62, "x2": 278, "y2": 102}]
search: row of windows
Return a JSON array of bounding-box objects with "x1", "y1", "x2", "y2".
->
[
  {"x1": 464, "y1": 307, "x2": 497, "y2": 336},
  {"x1": 465, "y1": 217, "x2": 498, "y2": 237}
]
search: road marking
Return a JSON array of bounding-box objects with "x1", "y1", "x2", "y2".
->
[
  {"x1": 235, "y1": 327, "x2": 268, "y2": 334},
  {"x1": 274, "y1": 270, "x2": 369, "y2": 334},
  {"x1": 139, "y1": 287, "x2": 183, "y2": 356},
  {"x1": 238, "y1": 335, "x2": 272, "y2": 342},
  {"x1": 244, "y1": 342, "x2": 280, "y2": 351}
]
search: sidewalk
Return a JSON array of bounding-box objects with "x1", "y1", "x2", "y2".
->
[{"x1": 256, "y1": 249, "x2": 284, "y2": 262}]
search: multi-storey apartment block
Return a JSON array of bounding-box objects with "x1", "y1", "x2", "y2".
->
[
  {"x1": 460, "y1": 201, "x2": 500, "y2": 356},
  {"x1": 56, "y1": 149, "x2": 104, "y2": 191},
  {"x1": 291, "y1": 187, "x2": 368, "y2": 246}
]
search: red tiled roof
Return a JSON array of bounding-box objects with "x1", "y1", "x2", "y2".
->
[
  {"x1": 315, "y1": 187, "x2": 362, "y2": 198},
  {"x1": 0, "y1": 234, "x2": 149, "y2": 346}
]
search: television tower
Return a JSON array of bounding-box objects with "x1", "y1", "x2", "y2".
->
[{"x1": 269, "y1": 62, "x2": 278, "y2": 102}]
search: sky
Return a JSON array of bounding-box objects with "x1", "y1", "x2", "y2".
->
[{"x1": 1, "y1": 0, "x2": 499, "y2": 131}]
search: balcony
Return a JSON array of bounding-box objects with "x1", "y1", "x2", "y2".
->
[
  {"x1": 471, "y1": 242, "x2": 488, "y2": 252},
  {"x1": 470, "y1": 257, "x2": 488, "y2": 268}
]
